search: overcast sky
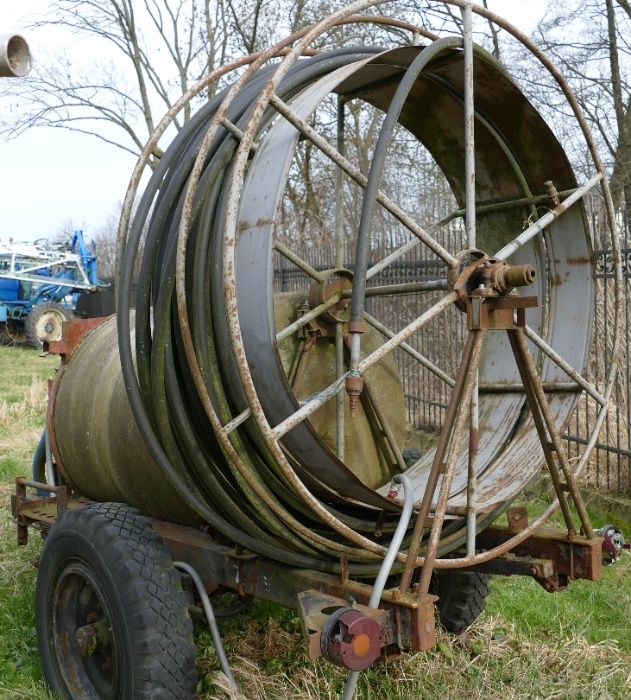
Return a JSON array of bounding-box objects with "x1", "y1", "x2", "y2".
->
[{"x1": 0, "y1": 0, "x2": 547, "y2": 243}]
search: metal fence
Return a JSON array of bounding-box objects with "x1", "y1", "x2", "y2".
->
[
  {"x1": 273, "y1": 215, "x2": 631, "y2": 497},
  {"x1": 563, "y1": 244, "x2": 630, "y2": 495}
]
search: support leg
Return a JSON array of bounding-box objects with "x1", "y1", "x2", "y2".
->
[
  {"x1": 399, "y1": 330, "x2": 481, "y2": 594},
  {"x1": 508, "y1": 329, "x2": 593, "y2": 538},
  {"x1": 416, "y1": 329, "x2": 485, "y2": 603}
]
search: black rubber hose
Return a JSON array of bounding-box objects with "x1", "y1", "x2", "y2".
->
[
  {"x1": 117, "y1": 49, "x2": 392, "y2": 574},
  {"x1": 350, "y1": 36, "x2": 461, "y2": 326},
  {"x1": 116, "y1": 46, "x2": 481, "y2": 574},
  {"x1": 32, "y1": 429, "x2": 46, "y2": 483}
]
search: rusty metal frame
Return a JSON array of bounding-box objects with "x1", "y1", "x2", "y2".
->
[
  {"x1": 208, "y1": 3, "x2": 618, "y2": 569},
  {"x1": 110, "y1": 1, "x2": 622, "y2": 580},
  {"x1": 13, "y1": 488, "x2": 601, "y2": 660}
]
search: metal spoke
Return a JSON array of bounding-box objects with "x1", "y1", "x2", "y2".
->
[
  {"x1": 364, "y1": 211, "x2": 456, "y2": 281},
  {"x1": 220, "y1": 116, "x2": 259, "y2": 153},
  {"x1": 335, "y1": 95, "x2": 346, "y2": 461},
  {"x1": 274, "y1": 241, "x2": 324, "y2": 282},
  {"x1": 343, "y1": 280, "x2": 448, "y2": 299},
  {"x1": 462, "y1": 0, "x2": 478, "y2": 559},
  {"x1": 272, "y1": 292, "x2": 456, "y2": 439},
  {"x1": 524, "y1": 325, "x2": 606, "y2": 406},
  {"x1": 446, "y1": 188, "x2": 578, "y2": 220},
  {"x1": 363, "y1": 185, "x2": 575, "y2": 284},
  {"x1": 357, "y1": 292, "x2": 457, "y2": 374},
  {"x1": 220, "y1": 408, "x2": 252, "y2": 436},
  {"x1": 479, "y1": 382, "x2": 581, "y2": 393},
  {"x1": 365, "y1": 237, "x2": 423, "y2": 281},
  {"x1": 275, "y1": 293, "x2": 342, "y2": 343},
  {"x1": 463, "y1": 0, "x2": 476, "y2": 250},
  {"x1": 494, "y1": 173, "x2": 604, "y2": 260},
  {"x1": 269, "y1": 93, "x2": 458, "y2": 268},
  {"x1": 363, "y1": 312, "x2": 455, "y2": 387}
]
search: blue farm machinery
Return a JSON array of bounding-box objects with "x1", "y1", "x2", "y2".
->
[
  {"x1": 6, "y1": 5, "x2": 629, "y2": 699},
  {"x1": 0, "y1": 230, "x2": 101, "y2": 347}
]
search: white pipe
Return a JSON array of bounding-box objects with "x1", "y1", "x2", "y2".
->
[{"x1": 342, "y1": 473, "x2": 414, "y2": 700}]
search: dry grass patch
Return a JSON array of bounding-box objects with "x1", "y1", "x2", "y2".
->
[{"x1": 194, "y1": 614, "x2": 631, "y2": 699}]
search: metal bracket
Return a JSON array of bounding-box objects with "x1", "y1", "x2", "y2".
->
[
  {"x1": 149, "y1": 517, "x2": 438, "y2": 654},
  {"x1": 13, "y1": 477, "x2": 71, "y2": 545},
  {"x1": 467, "y1": 295, "x2": 538, "y2": 330},
  {"x1": 47, "y1": 316, "x2": 110, "y2": 361}
]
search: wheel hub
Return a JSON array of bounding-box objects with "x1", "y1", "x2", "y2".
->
[
  {"x1": 52, "y1": 562, "x2": 120, "y2": 696},
  {"x1": 75, "y1": 619, "x2": 111, "y2": 657},
  {"x1": 307, "y1": 268, "x2": 354, "y2": 329},
  {"x1": 36, "y1": 311, "x2": 64, "y2": 342}
]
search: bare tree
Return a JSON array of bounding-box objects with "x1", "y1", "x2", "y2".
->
[
  {"x1": 93, "y1": 211, "x2": 120, "y2": 280},
  {"x1": 526, "y1": 0, "x2": 631, "y2": 230},
  {"x1": 0, "y1": 0, "x2": 490, "y2": 173},
  {"x1": 1, "y1": 0, "x2": 232, "y2": 169}
]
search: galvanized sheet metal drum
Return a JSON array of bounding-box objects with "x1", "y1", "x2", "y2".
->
[{"x1": 52, "y1": 33, "x2": 605, "y2": 574}]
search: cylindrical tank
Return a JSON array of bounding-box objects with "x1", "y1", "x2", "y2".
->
[
  {"x1": 51, "y1": 304, "x2": 408, "y2": 527},
  {"x1": 51, "y1": 317, "x2": 199, "y2": 525}
]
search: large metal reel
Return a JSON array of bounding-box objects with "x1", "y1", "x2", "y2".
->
[
  {"x1": 115, "y1": 1, "x2": 621, "y2": 578},
  {"x1": 232, "y1": 43, "x2": 589, "y2": 512}
]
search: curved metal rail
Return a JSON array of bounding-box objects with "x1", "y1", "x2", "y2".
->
[{"x1": 113, "y1": 2, "x2": 621, "y2": 585}]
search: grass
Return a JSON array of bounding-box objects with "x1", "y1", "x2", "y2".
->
[
  {"x1": 0, "y1": 346, "x2": 57, "y2": 699},
  {"x1": 0, "y1": 344, "x2": 630, "y2": 698}
]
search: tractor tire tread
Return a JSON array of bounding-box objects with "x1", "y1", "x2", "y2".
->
[
  {"x1": 24, "y1": 301, "x2": 70, "y2": 348},
  {"x1": 37, "y1": 502, "x2": 196, "y2": 699},
  {"x1": 431, "y1": 571, "x2": 491, "y2": 634}
]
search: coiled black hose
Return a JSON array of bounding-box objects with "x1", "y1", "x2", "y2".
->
[{"x1": 116, "y1": 47, "x2": 471, "y2": 575}]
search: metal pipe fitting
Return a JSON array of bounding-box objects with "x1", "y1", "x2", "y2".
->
[
  {"x1": 0, "y1": 34, "x2": 32, "y2": 78},
  {"x1": 499, "y1": 263, "x2": 536, "y2": 291}
]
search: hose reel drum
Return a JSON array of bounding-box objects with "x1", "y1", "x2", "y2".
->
[
  {"x1": 26, "y1": 1, "x2": 621, "y2": 696},
  {"x1": 57, "y1": 4, "x2": 617, "y2": 572}
]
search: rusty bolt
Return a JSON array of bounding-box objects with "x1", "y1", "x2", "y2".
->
[
  {"x1": 345, "y1": 373, "x2": 364, "y2": 418},
  {"x1": 544, "y1": 180, "x2": 560, "y2": 206}
]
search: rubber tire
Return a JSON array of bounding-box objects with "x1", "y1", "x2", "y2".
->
[
  {"x1": 0, "y1": 324, "x2": 10, "y2": 345},
  {"x1": 430, "y1": 571, "x2": 491, "y2": 634},
  {"x1": 2, "y1": 320, "x2": 26, "y2": 345},
  {"x1": 36, "y1": 502, "x2": 196, "y2": 699},
  {"x1": 25, "y1": 301, "x2": 70, "y2": 348}
]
